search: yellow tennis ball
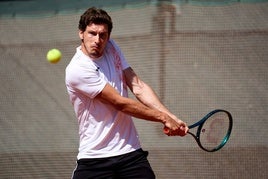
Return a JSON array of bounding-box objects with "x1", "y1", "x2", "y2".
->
[{"x1": 46, "y1": 49, "x2": 62, "y2": 63}]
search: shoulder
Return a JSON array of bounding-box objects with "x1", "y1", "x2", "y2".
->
[
  {"x1": 67, "y1": 47, "x2": 96, "y2": 69},
  {"x1": 106, "y1": 39, "x2": 121, "y2": 51},
  {"x1": 66, "y1": 48, "x2": 98, "y2": 82}
]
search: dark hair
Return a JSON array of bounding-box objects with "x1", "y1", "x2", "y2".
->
[{"x1": 78, "y1": 7, "x2": 113, "y2": 35}]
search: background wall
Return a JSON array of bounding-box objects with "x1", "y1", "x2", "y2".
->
[{"x1": 0, "y1": 0, "x2": 267, "y2": 178}]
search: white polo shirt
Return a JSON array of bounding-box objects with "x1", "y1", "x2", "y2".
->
[{"x1": 65, "y1": 39, "x2": 141, "y2": 159}]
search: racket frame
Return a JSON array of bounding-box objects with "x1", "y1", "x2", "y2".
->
[{"x1": 187, "y1": 109, "x2": 233, "y2": 152}]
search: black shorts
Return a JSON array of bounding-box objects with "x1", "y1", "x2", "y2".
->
[{"x1": 72, "y1": 149, "x2": 155, "y2": 179}]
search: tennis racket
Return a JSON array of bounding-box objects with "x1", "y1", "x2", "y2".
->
[{"x1": 165, "y1": 109, "x2": 233, "y2": 152}]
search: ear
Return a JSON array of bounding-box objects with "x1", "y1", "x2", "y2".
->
[{"x1": 79, "y1": 30, "x2": 84, "y2": 41}]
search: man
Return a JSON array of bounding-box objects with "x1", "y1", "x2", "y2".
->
[{"x1": 65, "y1": 7, "x2": 188, "y2": 179}]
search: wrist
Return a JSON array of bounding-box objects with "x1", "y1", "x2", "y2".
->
[{"x1": 158, "y1": 111, "x2": 169, "y2": 124}]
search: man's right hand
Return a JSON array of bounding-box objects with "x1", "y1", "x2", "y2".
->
[{"x1": 163, "y1": 118, "x2": 188, "y2": 136}]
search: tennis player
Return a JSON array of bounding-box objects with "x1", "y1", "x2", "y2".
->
[{"x1": 65, "y1": 7, "x2": 188, "y2": 179}]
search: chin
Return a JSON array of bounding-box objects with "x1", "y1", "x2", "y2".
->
[{"x1": 90, "y1": 52, "x2": 102, "y2": 59}]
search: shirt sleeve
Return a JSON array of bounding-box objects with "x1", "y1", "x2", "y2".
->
[
  {"x1": 109, "y1": 39, "x2": 130, "y2": 70},
  {"x1": 66, "y1": 60, "x2": 107, "y2": 99}
]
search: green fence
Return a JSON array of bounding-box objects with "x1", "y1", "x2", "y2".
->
[{"x1": 1, "y1": 0, "x2": 268, "y2": 17}]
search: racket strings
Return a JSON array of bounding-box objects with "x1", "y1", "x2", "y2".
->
[{"x1": 199, "y1": 112, "x2": 230, "y2": 151}]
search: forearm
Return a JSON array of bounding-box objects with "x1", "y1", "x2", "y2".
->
[
  {"x1": 117, "y1": 97, "x2": 169, "y2": 124},
  {"x1": 118, "y1": 94, "x2": 188, "y2": 136},
  {"x1": 124, "y1": 67, "x2": 177, "y2": 119},
  {"x1": 133, "y1": 81, "x2": 178, "y2": 120},
  {"x1": 96, "y1": 83, "x2": 168, "y2": 124}
]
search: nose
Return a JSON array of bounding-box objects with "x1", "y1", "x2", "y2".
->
[{"x1": 95, "y1": 34, "x2": 100, "y2": 44}]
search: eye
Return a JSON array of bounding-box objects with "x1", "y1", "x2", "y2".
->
[
  {"x1": 99, "y1": 33, "x2": 108, "y2": 39},
  {"x1": 88, "y1": 31, "x2": 97, "y2": 36}
]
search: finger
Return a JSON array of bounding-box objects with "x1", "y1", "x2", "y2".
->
[
  {"x1": 179, "y1": 126, "x2": 186, "y2": 133},
  {"x1": 163, "y1": 126, "x2": 169, "y2": 134},
  {"x1": 163, "y1": 127, "x2": 172, "y2": 136}
]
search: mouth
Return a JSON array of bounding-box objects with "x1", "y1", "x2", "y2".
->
[
  {"x1": 92, "y1": 45, "x2": 99, "y2": 50},
  {"x1": 89, "y1": 46, "x2": 103, "y2": 58},
  {"x1": 92, "y1": 45, "x2": 103, "y2": 53}
]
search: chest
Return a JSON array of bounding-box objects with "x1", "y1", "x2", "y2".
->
[{"x1": 95, "y1": 51, "x2": 123, "y2": 88}]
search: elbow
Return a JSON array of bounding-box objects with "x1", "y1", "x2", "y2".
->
[{"x1": 132, "y1": 82, "x2": 145, "y2": 97}]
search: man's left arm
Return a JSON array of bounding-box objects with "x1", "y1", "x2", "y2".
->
[{"x1": 123, "y1": 67, "x2": 179, "y2": 121}]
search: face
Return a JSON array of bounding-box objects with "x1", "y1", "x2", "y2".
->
[{"x1": 79, "y1": 23, "x2": 110, "y2": 59}]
